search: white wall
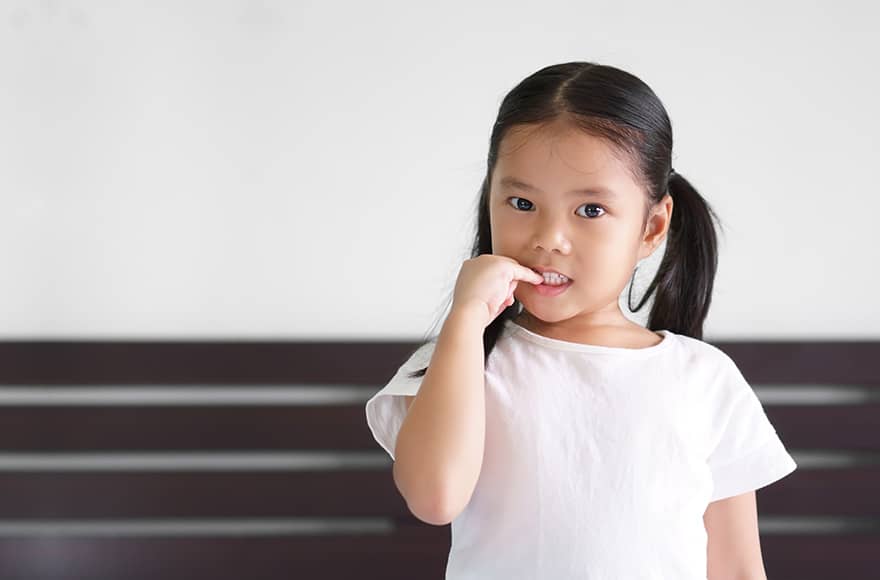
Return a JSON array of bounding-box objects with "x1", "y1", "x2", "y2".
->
[{"x1": 2, "y1": 0, "x2": 877, "y2": 340}]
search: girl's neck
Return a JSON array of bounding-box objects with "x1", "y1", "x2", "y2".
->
[{"x1": 513, "y1": 310, "x2": 662, "y2": 348}]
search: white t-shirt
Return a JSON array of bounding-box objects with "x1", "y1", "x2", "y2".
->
[{"x1": 365, "y1": 317, "x2": 797, "y2": 579}]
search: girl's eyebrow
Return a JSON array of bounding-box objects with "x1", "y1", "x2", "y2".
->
[{"x1": 499, "y1": 176, "x2": 618, "y2": 200}]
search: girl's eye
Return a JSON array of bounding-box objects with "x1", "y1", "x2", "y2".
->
[
  {"x1": 506, "y1": 197, "x2": 606, "y2": 219},
  {"x1": 576, "y1": 203, "x2": 606, "y2": 219},
  {"x1": 508, "y1": 197, "x2": 534, "y2": 211}
]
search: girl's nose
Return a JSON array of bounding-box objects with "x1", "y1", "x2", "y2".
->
[{"x1": 531, "y1": 218, "x2": 572, "y2": 254}]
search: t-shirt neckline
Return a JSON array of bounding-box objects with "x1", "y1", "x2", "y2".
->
[{"x1": 504, "y1": 318, "x2": 673, "y2": 357}]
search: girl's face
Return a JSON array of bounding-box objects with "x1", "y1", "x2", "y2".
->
[{"x1": 489, "y1": 120, "x2": 672, "y2": 332}]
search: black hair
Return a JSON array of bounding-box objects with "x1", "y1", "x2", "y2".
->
[{"x1": 407, "y1": 61, "x2": 722, "y2": 379}]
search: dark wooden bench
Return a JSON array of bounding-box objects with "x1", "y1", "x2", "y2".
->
[{"x1": 0, "y1": 338, "x2": 876, "y2": 579}]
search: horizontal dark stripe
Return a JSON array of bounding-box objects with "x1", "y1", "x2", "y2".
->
[
  {"x1": 0, "y1": 470, "x2": 412, "y2": 518},
  {"x1": 0, "y1": 466, "x2": 875, "y2": 518},
  {"x1": 0, "y1": 527, "x2": 450, "y2": 580},
  {"x1": 0, "y1": 405, "x2": 375, "y2": 451},
  {"x1": 1, "y1": 404, "x2": 877, "y2": 451},
  {"x1": 0, "y1": 531, "x2": 872, "y2": 580},
  {"x1": 0, "y1": 341, "x2": 424, "y2": 385},
  {"x1": 1, "y1": 340, "x2": 878, "y2": 386},
  {"x1": 767, "y1": 405, "x2": 880, "y2": 451}
]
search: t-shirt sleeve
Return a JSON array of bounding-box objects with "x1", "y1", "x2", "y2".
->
[
  {"x1": 706, "y1": 352, "x2": 798, "y2": 503},
  {"x1": 364, "y1": 340, "x2": 436, "y2": 461}
]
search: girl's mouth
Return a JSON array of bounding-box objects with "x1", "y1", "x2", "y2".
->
[{"x1": 533, "y1": 279, "x2": 573, "y2": 297}]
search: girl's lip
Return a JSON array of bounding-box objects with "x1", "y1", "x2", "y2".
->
[
  {"x1": 531, "y1": 266, "x2": 573, "y2": 280},
  {"x1": 532, "y1": 279, "x2": 573, "y2": 296}
]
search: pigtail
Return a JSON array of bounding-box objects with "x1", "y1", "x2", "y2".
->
[{"x1": 630, "y1": 171, "x2": 722, "y2": 340}]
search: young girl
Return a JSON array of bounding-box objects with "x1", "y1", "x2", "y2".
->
[{"x1": 365, "y1": 61, "x2": 797, "y2": 579}]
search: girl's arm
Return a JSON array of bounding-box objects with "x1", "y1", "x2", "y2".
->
[
  {"x1": 392, "y1": 302, "x2": 487, "y2": 526},
  {"x1": 704, "y1": 490, "x2": 768, "y2": 580}
]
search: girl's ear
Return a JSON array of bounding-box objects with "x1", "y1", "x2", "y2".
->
[{"x1": 639, "y1": 194, "x2": 673, "y2": 259}]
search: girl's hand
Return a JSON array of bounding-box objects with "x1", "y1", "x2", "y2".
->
[{"x1": 450, "y1": 255, "x2": 545, "y2": 329}]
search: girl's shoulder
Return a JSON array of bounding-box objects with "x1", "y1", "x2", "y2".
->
[
  {"x1": 669, "y1": 331, "x2": 745, "y2": 378},
  {"x1": 670, "y1": 331, "x2": 726, "y2": 357}
]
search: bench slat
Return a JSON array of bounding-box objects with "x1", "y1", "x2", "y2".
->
[
  {"x1": 1, "y1": 340, "x2": 878, "y2": 387},
  {"x1": 0, "y1": 468, "x2": 874, "y2": 518},
  {"x1": 0, "y1": 404, "x2": 877, "y2": 451},
  {"x1": 0, "y1": 532, "x2": 876, "y2": 580}
]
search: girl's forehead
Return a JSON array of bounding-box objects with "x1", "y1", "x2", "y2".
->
[
  {"x1": 493, "y1": 127, "x2": 639, "y2": 195},
  {"x1": 500, "y1": 124, "x2": 625, "y2": 169}
]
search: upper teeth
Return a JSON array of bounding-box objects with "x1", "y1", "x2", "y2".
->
[{"x1": 541, "y1": 272, "x2": 569, "y2": 285}]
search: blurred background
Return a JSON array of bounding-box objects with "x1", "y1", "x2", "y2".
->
[{"x1": 0, "y1": 1, "x2": 877, "y2": 578}]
